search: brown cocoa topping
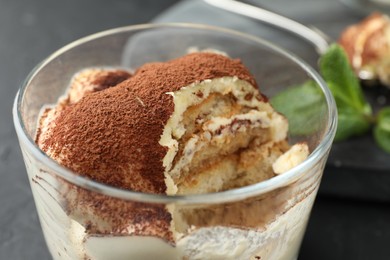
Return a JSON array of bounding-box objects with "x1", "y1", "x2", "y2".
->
[{"x1": 91, "y1": 70, "x2": 132, "y2": 91}]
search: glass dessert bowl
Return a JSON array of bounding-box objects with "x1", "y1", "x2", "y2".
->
[{"x1": 13, "y1": 24, "x2": 337, "y2": 260}]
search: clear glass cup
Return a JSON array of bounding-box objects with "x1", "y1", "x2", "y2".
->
[{"x1": 13, "y1": 24, "x2": 337, "y2": 260}]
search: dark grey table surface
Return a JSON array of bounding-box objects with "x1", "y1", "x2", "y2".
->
[{"x1": 1, "y1": 0, "x2": 390, "y2": 259}]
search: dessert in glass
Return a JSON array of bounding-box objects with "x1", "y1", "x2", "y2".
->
[{"x1": 13, "y1": 24, "x2": 337, "y2": 260}]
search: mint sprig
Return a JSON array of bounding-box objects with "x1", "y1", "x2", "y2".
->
[
  {"x1": 271, "y1": 43, "x2": 390, "y2": 153},
  {"x1": 271, "y1": 80, "x2": 325, "y2": 135},
  {"x1": 319, "y1": 44, "x2": 373, "y2": 141}
]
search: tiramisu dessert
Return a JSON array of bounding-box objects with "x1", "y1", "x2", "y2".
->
[
  {"x1": 33, "y1": 52, "x2": 316, "y2": 260},
  {"x1": 339, "y1": 12, "x2": 390, "y2": 85}
]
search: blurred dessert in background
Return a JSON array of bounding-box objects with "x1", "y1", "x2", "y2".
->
[{"x1": 339, "y1": 12, "x2": 390, "y2": 86}]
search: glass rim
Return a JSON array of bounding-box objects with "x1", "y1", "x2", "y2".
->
[{"x1": 13, "y1": 23, "x2": 337, "y2": 205}]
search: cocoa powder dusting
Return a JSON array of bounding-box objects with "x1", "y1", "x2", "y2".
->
[
  {"x1": 91, "y1": 70, "x2": 131, "y2": 91},
  {"x1": 40, "y1": 52, "x2": 258, "y2": 194}
]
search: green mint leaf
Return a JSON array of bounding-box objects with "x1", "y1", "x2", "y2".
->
[
  {"x1": 374, "y1": 107, "x2": 390, "y2": 153},
  {"x1": 320, "y1": 44, "x2": 371, "y2": 114},
  {"x1": 319, "y1": 44, "x2": 373, "y2": 140},
  {"x1": 271, "y1": 80, "x2": 325, "y2": 136},
  {"x1": 326, "y1": 81, "x2": 372, "y2": 141},
  {"x1": 335, "y1": 107, "x2": 372, "y2": 141},
  {"x1": 270, "y1": 44, "x2": 377, "y2": 144}
]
